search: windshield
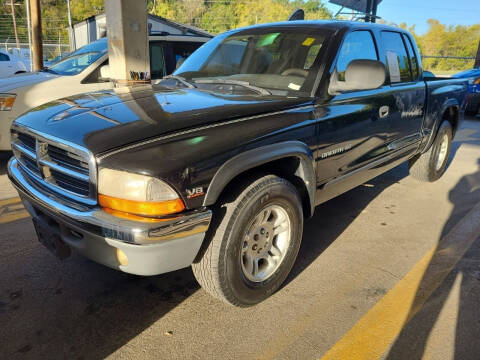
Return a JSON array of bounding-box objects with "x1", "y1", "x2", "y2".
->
[
  {"x1": 48, "y1": 39, "x2": 107, "y2": 76},
  {"x1": 173, "y1": 26, "x2": 330, "y2": 96}
]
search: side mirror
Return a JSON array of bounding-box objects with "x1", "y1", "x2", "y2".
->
[
  {"x1": 329, "y1": 59, "x2": 386, "y2": 95},
  {"x1": 99, "y1": 64, "x2": 111, "y2": 81}
]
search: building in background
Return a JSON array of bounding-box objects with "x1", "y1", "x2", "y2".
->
[{"x1": 71, "y1": 13, "x2": 212, "y2": 49}]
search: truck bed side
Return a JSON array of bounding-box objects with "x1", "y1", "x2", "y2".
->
[{"x1": 419, "y1": 77, "x2": 468, "y2": 153}]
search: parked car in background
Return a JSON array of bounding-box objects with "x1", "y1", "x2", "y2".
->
[
  {"x1": 8, "y1": 21, "x2": 467, "y2": 306},
  {"x1": 452, "y1": 67, "x2": 480, "y2": 115},
  {"x1": 0, "y1": 33, "x2": 211, "y2": 151},
  {"x1": 0, "y1": 50, "x2": 27, "y2": 78}
]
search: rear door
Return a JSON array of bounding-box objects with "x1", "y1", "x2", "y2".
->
[{"x1": 378, "y1": 31, "x2": 425, "y2": 150}]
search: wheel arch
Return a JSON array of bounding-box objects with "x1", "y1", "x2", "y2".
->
[
  {"x1": 422, "y1": 100, "x2": 460, "y2": 154},
  {"x1": 203, "y1": 141, "x2": 316, "y2": 218}
]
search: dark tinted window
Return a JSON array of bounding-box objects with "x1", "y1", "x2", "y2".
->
[
  {"x1": 149, "y1": 42, "x2": 166, "y2": 79},
  {"x1": 0, "y1": 53, "x2": 10, "y2": 61},
  {"x1": 381, "y1": 31, "x2": 412, "y2": 83},
  {"x1": 170, "y1": 41, "x2": 205, "y2": 70},
  {"x1": 403, "y1": 34, "x2": 419, "y2": 79},
  {"x1": 337, "y1": 31, "x2": 378, "y2": 73}
]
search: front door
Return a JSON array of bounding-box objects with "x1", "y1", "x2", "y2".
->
[{"x1": 315, "y1": 30, "x2": 393, "y2": 190}]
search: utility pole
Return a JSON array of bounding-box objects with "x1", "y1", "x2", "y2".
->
[
  {"x1": 30, "y1": 0, "x2": 43, "y2": 71},
  {"x1": 475, "y1": 40, "x2": 480, "y2": 69},
  {"x1": 25, "y1": 0, "x2": 32, "y2": 71},
  {"x1": 105, "y1": 0, "x2": 150, "y2": 87},
  {"x1": 66, "y1": 0, "x2": 76, "y2": 51},
  {"x1": 9, "y1": 0, "x2": 20, "y2": 49},
  {"x1": 371, "y1": 0, "x2": 378, "y2": 23}
]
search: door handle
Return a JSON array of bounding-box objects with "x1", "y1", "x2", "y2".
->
[{"x1": 379, "y1": 105, "x2": 389, "y2": 118}]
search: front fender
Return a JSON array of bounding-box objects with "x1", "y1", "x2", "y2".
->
[{"x1": 203, "y1": 141, "x2": 316, "y2": 214}]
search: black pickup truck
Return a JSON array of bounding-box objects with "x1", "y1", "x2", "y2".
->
[{"x1": 8, "y1": 21, "x2": 467, "y2": 307}]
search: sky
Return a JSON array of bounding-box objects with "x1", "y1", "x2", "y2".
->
[{"x1": 325, "y1": 0, "x2": 480, "y2": 34}]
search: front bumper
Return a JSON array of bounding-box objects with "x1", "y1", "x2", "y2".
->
[{"x1": 8, "y1": 158, "x2": 212, "y2": 275}]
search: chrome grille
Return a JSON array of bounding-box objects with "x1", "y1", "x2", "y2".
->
[{"x1": 11, "y1": 126, "x2": 97, "y2": 205}]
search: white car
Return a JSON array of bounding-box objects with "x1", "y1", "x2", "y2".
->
[
  {"x1": 0, "y1": 50, "x2": 27, "y2": 78},
  {"x1": 0, "y1": 34, "x2": 210, "y2": 150}
]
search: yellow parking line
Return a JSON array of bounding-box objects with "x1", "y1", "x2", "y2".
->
[
  {"x1": 0, "y1": 197, "x2": 30, "y2": 224},
  {"x1": 0, "y1": 196, "x2": 21, "y2": 206},
  {"x1": 0, "y1": 210, "x2": 30, "y2": 224},
  {"x1": 321, "y1": 201, "x2": 480, "y2": 360}
]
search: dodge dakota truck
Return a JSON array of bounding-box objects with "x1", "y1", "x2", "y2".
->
[{"x1": 8, "y1": 21, "x2": 467, "y2": 307}]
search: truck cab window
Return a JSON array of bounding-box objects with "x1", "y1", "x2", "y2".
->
[
  {"x1": 0, "y1": 53, "x2": 10, "y2": 61},
  {"x1": 335, "y1": 31, "x2": 378, "y2": 81},
  {"x1": 381, "y1": 31, "x2": 412, "y2": 83},
  {"x1": 403, "y1": 34, "x2": 420, "y2": 80}
]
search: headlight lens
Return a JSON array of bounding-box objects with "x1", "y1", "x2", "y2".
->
[
  {"x1": 474, "y1": 78, "x2": 480, "y2": 85},
  {"x1": 98, "y1": 168, "x2": 185, "y2": 216},
  {"x1": 0, "y1": 94, "x2": 16, "y2": 111}
]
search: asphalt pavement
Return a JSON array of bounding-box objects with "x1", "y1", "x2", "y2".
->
[{"x1": 1, "y1": 115, "x2": 480, "y2": 360}]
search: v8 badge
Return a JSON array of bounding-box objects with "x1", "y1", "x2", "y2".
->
[{"x1": 186, "y1": 187, "x2": 205, "y2": 199}]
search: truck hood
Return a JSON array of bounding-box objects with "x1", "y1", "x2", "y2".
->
[
  {"x1": 0, "y1": 71, "x2": 60, "y2": 92},
  {"x1": 13, "y1": 86, "x2": 313, "y2": 155}
]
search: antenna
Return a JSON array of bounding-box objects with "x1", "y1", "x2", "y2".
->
[{"x1": 287, "y1": 9, "x2": 305, "y2": 21}]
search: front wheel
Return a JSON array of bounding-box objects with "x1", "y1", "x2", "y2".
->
[
  {"x1": 192, "y1": 175, "x2": 303, "y2": 307},
  {"x1": 409, "y1": 120, "x2": 452, "y2": 182}
]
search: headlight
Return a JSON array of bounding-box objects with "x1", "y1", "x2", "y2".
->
[
  {"x1": 474, "y1": 78, "x2": 480, "y2": 85},
  {"x1": 0, "y1": 94, "x2": 16, "y2": 111},
  {"x1": 98, "y1": 168, "x2": 185, "y2": 217}
]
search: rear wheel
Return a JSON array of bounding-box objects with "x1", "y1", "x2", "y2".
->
[
  {"x1": 192, "y1": 175, "x2": 303, "y2": 307},
  {"x1": 409, "y1": 120, "x2": 452, "y2": 182}
]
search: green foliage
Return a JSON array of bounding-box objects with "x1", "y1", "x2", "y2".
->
[
  {"x1": 0, "y1": 0, "x2": 478, "y2": 71},
  {"x1": 391, "y1": 19, "x2": 479, "y2": 72},
  {"x1": 417, "y1": 19, "x2": 480, "y2": 72},
  {"x1": 151, "y1": 0, "x2": 332, "y2": 33}
]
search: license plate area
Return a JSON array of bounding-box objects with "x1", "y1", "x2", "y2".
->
[{"x1": 32, "y1": 216, "x2": 71, "y2": 260}]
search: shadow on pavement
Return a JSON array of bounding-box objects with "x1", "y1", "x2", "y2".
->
[
  {"x1": 0, "y1": 238, "x2": 200, "y2": 359},
  {"x1": 286, "y1": 162, "x2": 410, "y2": 285},
  {"x1": 386, "y1": 158, "x2": 480, "y2": 359}
]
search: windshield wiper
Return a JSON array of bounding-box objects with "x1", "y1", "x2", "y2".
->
[
  {"x1": 161, "y1": 75, "x2": 196, "y2": 89},
  {"x1": 194, "y1": 79, "x2": 271, "y2": 95}
]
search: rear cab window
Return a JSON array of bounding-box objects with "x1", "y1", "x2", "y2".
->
[
  {"x1": 380, "y1": 31, "x2": 412, "y2": 83},
  {"x1": 402, "y1": 34, "x2": 420, "y2": 80}
]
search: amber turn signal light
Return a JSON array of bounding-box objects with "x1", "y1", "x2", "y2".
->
[{"x1": 99, "y1": 194, "x2": 185, "y2": 217}]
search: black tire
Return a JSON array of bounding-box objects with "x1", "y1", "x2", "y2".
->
[
  {"x1": 409, "y1": 120, "x2": 452, "y2": 182},
  {"x1": 192, "y1": 174, "x2": 303, "y2": 307},
  {"x1": 465, "y1": 103, "x2": 479, "y2": 116}
]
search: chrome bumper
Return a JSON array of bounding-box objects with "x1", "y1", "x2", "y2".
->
[{"x1": 8, "y1": 158, "x2": 212, "y2": 275}]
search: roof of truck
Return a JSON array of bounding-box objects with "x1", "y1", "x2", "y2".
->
[{"x1": 231, "y1": 20, "x2": 410, "y2": 34}]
